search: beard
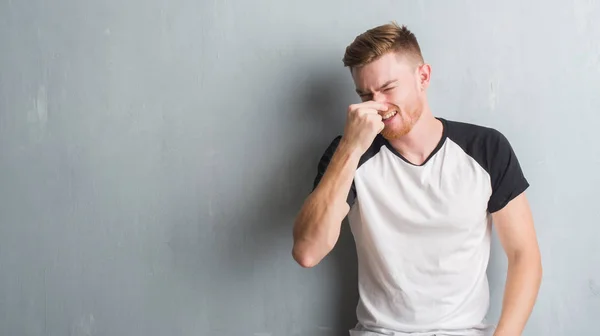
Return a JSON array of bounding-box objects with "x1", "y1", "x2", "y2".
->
[{"x1": 381, "y1": 104, "x2": 423, "y2": 140}]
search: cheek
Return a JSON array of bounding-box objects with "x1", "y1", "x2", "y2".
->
[
  {"x1": 386, "y1": 91, "x2": 419, "y2": 113},
  {"x1": 396, "y1": 85, "x2": 419, "y2": 102},
  {"x1": 386, "y1": 89, "x2": 409, "y2": 106}
]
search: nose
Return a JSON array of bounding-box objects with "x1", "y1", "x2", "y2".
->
[{"x1": 372, "y1": 92, "x2": 386, "y2": 104}]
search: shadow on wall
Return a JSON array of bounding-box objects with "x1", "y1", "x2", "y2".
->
[
  {"x1": 294, "y1": 62, "x2": 360, "y2": 334},
  {"x1": 328, "y1": 219, "x2": 360, "y2": 334},
  {"x1": 234, "y1": 60, "x2": 360, "y2": 333},
  {"x1": 166, "y1": 60, "x2": 359, "y2": 335},
  {"x1": 227, "y1": 60, "x2": 360, "y2": 333}
]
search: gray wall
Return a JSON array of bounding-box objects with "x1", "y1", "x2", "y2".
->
[{"x1": 1, "y1": 0, "x2": 598, "y2": 335}]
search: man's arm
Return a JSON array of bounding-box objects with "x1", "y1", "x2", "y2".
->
[
  {"x1": 492, "y1": 192, "x2": 542, "y2": 336},
  {"x1": 292, "y1": 140, "x2": 360, "y2": 268},
  {"x1": 292, "y1": 101, "x2": 387, "y2": 268}
]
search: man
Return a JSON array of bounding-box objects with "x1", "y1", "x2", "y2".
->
[{"x1": 292, "y1": 22, "x2": 542, "y2": 336}]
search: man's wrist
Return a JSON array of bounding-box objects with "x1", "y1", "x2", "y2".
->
[{"x1": 337, "y1": 138, "x2": 363, "y2": 159}]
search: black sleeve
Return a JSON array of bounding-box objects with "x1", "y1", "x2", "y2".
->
[
  {"x1": 312, "y1": 136, "x2": 357, "y2": 207},
  {"x1": 486, "y1": 130, "x2": 529, "y2": 213}
]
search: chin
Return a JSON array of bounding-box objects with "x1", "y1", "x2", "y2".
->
[
  {"x1": 381, "y1": 128, "x2": 411, "y2": 139},
  {"x1": 381, "y1": 119, "x2": 413, "y2": 139},
  {"x1": 382, "y1": 108, "x2": 422, "y2": 139}
]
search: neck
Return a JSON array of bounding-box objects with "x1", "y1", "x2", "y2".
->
[{"x1": 387, "y1": 104, "x2": 443, "y2": 165}]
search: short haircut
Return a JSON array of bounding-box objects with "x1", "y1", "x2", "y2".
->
[{"x1": 342, "y1": 22, "x2": 424, "y2": 69}]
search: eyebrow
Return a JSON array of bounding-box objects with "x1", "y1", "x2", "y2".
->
[{"x1": 356, "y1": 80, "x2": 398, "y2": 95}]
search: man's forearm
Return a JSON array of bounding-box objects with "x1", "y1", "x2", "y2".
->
[
  {"x1": 494, "y1": 251, "x2": 542, "y2": 335},
  {"x1": 292, "y1": 140, "x2": 362, "y2": 267}
]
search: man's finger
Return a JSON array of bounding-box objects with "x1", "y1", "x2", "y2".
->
[
  {"x1": 350, "y1": 101, "x2": 388, "y2": 113},
  {"x1": 360, "y1": 101, "x2": 389, "y2": 112}
]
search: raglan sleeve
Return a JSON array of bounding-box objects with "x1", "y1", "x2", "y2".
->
[
  {"x1": 312, "y1": 136, "x2": 357, "y2": 207},
  {"x1": 486, "y1": 130, "x2": 530, "y2": 213}
]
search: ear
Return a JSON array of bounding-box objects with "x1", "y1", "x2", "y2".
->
[{"x1": 418, "y1": 63, "x2": 431, "y2": 90}]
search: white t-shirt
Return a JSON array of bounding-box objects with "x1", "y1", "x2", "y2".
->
[{"x1": 312, "y1": 118, "x2": 529, "y2": 335}]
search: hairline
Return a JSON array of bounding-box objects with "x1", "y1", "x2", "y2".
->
[{"x1": 348, "y1": 50, "x2": 424, "y2": 75}]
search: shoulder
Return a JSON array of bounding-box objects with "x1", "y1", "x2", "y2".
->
[
  {"x1": 443, "y1": 118, "x2": 507, "y2": 146},
  {"x1": 442, "y1": 118, "x2": 515, "y2": 166},
  {"x1": 441, "y1": 118, "x2": 529, "y2": 212}
]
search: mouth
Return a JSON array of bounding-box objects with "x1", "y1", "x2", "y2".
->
[{"x1": 381, "y1": 110, "x2": 398, "y2": 122}]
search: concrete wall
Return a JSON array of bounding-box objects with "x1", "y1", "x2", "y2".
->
[{"x1": 1, "y1": 0, "x2": 599, "y2": 335}]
